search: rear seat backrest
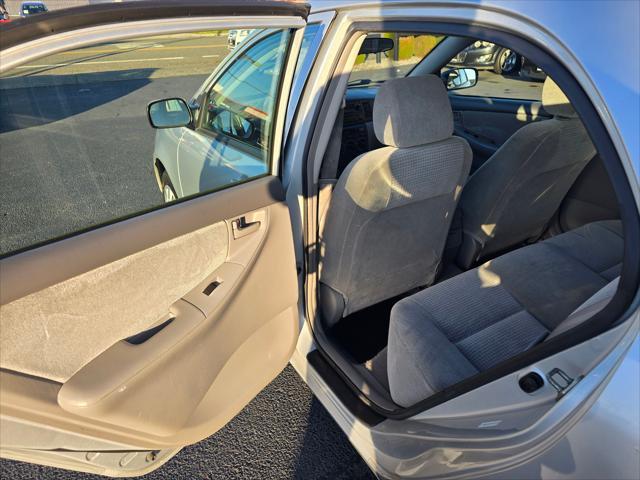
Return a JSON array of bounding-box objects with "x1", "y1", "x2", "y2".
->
[{"x1": 456, "y1": 78, "x2": 596, "y2": 269}]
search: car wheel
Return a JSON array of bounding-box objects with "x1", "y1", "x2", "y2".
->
[
  {"x1": 494, "y1": 48, "x2": 519, "y2": 75},
  {"x1": 161, "y1": 171, "x2": 177, "y2": 203}
]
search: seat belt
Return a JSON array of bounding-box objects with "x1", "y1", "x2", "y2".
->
[
  {"x1": 317, "y1": 100, "x2": 345, "y2": 232},
  {"x1": 319, "y1": 98, "x2": 345, "y2": 181}
]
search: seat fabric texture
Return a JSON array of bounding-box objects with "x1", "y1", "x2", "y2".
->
[
  {"x1": 457, "y1": 77, "x2": 597, "y2": 269},
  {"x1": 320, "y1": 75, "x2": 472, "y2": 327},
  {"x1": 387, "y1": 220, "x2": 623, "y2": 407}
]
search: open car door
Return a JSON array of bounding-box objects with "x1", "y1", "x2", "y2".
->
[{"x1": 0, "y1": 1, "x2": 308, "y2": 476}]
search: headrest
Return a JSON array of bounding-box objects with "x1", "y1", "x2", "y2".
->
[
  {"x1": 542, "y1": 77, "x2": 577, "y2": 118},
  {"x1": 373, "y1": 75, "x2": 453, "y2": 148}
]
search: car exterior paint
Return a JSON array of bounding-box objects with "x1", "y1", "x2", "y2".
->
[
  {"x1": 152, "y1": 26, "x2": 319, "y2": 199},
  {"x1": 152, "y1": 28, "x2": 273, "y2": 198}
]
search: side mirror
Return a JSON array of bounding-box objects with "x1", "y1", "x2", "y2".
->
[
  {"x1": 359, "y1": 37, "x2": 394, "y2": 56},
  {"x1": 442, "y1": 67, "x2": 478, "y2": 91},
  {"x1": 147, "y1": 98, "x2": 192, "y2": 129}
]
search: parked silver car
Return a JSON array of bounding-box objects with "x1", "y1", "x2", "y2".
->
[{"x1": 152, "y1": 28, "x2": 278, "y2": 202}]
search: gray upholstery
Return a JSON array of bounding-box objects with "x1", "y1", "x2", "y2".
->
[
  {"x1": 388, "y1": 220, "x2": 623, "y2": 407},
  {"x1": 457, "y1": 77, "x2": 596, "y2": 269},
  {"x1": 547, "y1": 277, "x2": 619, "y2": 340},
  {"x1": 373, "y1": 75, "x2": 454, "y2": 147},
  {"x1": 320, "y1": 75, "x2": 472, "y2": 326}
]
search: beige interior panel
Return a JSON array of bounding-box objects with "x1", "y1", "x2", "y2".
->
[
  {"x1": 0, "y1": 222, "x2": 228, "y2": 383},
  {"x1": 1, "y1": 192, "x2": 299, "y2": 474},
  {"x1": 0, "y1": 176, "x2": 283, "y2": 306}
]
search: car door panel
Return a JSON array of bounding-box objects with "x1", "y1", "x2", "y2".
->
[
  {"x1": 0, "y1": 2, "x2": 307, "y2": 475},
  {"x1": 1, "y1": 176, "x2": 298, "y2": 447},
  {"x1": 177, "y1": 128, "x2": 267, "y2": 197},
  {"x1": 1, "y1": 222, "x2": 228, "y2": 384}
]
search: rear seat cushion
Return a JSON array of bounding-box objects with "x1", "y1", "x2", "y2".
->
[{"x1": 388, "y1": 220, "x2": 623, "y2": 407}]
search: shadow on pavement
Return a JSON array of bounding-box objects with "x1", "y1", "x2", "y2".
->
[{"x1": 0, "y1": 69, "x2": 155, "y2": 133}]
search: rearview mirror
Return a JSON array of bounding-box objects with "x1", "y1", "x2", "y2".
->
[
  {"x1": 148, "y1": 98, "x2": 192, "y2": 129},
  {"x1": 442, "y1": 67, "x2": 478, "y2": 91},
  {"x1": 359, "y1": 37, "x2": 394, "y2": 55}
]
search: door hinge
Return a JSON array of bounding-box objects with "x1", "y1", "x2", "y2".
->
[{"x1": 547, "y1": 368, "x2": 582, "y2": 400}]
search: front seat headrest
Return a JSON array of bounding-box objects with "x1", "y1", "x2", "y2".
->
[
  {"x1": 373, "y1": 74, "x2": 453, "y2": 148},
  {"x1": 542, "y1": 77, "x2": 577, "y2": 118}
]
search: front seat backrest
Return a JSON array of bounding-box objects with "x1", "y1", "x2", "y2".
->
[
  {"x1": 457, "y1": 78, "x2": 596, "y2": 269},
  {"x1": 319, "y1": 75, "x2": 472, "y2": 327}
]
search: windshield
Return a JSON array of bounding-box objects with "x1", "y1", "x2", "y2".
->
[{"x1": 348, "y1": 33, "x2": 445, "y2": 87}]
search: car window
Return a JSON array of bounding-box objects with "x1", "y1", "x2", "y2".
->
[
  {"x1": 348, "y1": 33, "x2": 445, "y2": 87},
  {"x1": 201, "y1": 30, "x2": 291, "y2": 161},
  {"x1": 444, "y1": 40, "x2": 545, "y2": 100},
  {"x1": 0, "y1": 28, "x2": 293, "y2": 256}
]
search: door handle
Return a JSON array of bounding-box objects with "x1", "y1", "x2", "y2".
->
[{"x1": 232, "y1": 216, "x2": 260, "y2": 239}]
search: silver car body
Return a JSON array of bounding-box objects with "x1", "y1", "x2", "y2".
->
[{"x1": 153, "y1": 28, "x2": 268, "y2": 198}]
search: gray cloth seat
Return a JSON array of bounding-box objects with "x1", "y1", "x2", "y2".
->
[
  {"x1": 319, "y1": 75, "x2": 472, "y2": 327},
  {"x1": 457, "y1": 78, "x2": 597, "y2": 269},
  {"x1": 387, "y1": 220, "x2": 623, "y2": 407}
]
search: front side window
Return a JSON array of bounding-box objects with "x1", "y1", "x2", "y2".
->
[{"x1": 202, "y1": 30, "x2": 291, "y2": 162}]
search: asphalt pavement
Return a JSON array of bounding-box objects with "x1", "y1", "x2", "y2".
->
[{"x1": 0, "y1": 34, "x2": 228, "y2": 254}]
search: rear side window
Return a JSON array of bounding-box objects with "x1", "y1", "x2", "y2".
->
[
  {"x1": 445, "y1": 41, "x2": 545, "y2": 100},
  {"x1": 0, "y1": 28, "x2": 294, "y2": 256}
]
